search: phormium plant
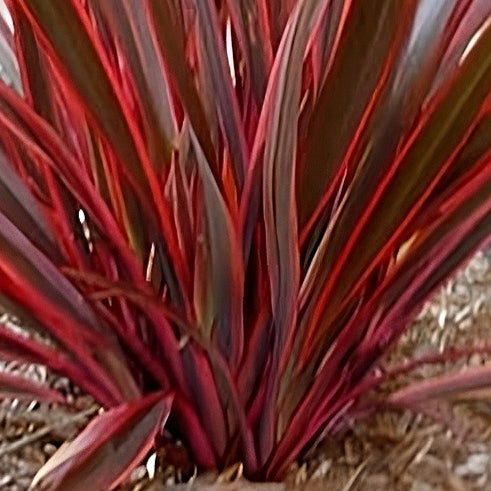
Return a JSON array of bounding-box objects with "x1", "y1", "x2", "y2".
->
[{"x1": 0, "y1": 0, "x2": 490, "y2": 487}]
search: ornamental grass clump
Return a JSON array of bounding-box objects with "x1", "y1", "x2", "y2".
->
[{"x1": 0, "y1": 0, "x2": 490, "y2": 488}]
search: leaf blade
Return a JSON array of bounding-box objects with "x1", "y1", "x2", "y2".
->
[
  {"x1": 0, "y1": 371, "x2": 64, "y2": 403},
  {"x1": 31, "y1": 392, "x2": 172, "y2": 491}
]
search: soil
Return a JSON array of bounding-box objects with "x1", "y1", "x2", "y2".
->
[{"x1": 1, "y1": 248, "x2": 491, "y2": 490}]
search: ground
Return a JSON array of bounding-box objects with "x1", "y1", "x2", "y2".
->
[{"x1": 1, "y1": 249, "x2": 490, "y2": 490}]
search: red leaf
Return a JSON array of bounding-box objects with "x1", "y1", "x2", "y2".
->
[
  {"x1": 146, "y1": 0, "x2": 218, "y2": 176},
  {"x1": 0, "y1": 371, "x2": 64, "y2": 403},
  {"x1": 388, "y1": 364, "x2": 491, "y2": 406},
  {"x1": 226, "y1": 0, "x2": 273, "y2": 105},
  {"x1": 251, "y1": 0, "x2": 329, "y2": 462},
  {"x1": 0, "y1": 211, "x2": 140, "y2": 405},
  {"x1": 31, "y1": 392, "x2": 172, "y2": 491},
  {"x1": 195, "y1": 0, "x2": 249, "y2": 187},
  {"x1": 193, "y1": 131, "x2": 244, "y2": 368}
]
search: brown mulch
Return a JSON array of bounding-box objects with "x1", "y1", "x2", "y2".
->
[{"x1": 1, "y1": 248, "x2": 491, "y2": 490}]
